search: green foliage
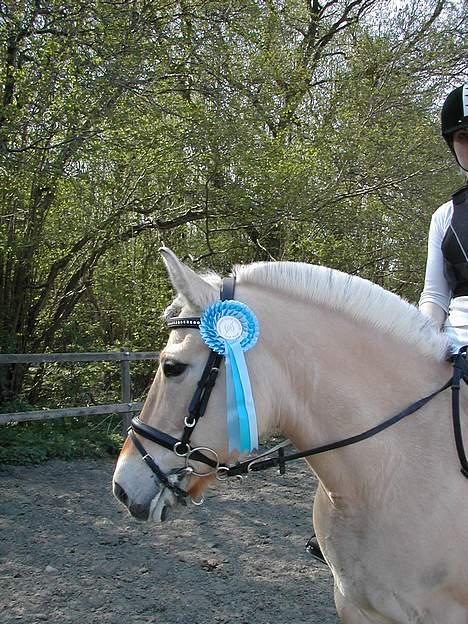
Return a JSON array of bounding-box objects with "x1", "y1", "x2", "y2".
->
[{"x1": 0, "y1": 417, "x2": 122, "y2": 465}]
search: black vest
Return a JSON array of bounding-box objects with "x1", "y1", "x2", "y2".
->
[{"x1": 442, "y1": 185, "x2": 468, "y2": 297}]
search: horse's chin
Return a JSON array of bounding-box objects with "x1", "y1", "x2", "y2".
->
[
  {"x1": 148, "y1": 486, "x2": 186, "y2": 523},
  {"x1": 148, "y1": 473, "x2": 215, "y2": 522},
  {"x1": 118, "y1": 471, "x2": 215, "y2": 523}
]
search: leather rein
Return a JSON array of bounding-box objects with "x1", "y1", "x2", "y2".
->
[{"x1": 128, "y1": 278, "x2": 468, "y2": 503}]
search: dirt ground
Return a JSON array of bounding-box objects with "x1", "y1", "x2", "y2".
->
[{"x1": 0, "y1": 455, "x2": 338, "y2": 624}]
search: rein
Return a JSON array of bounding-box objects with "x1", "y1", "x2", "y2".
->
[{"x1": 128, "y1": 279, "x2": 468, "y2": 502}]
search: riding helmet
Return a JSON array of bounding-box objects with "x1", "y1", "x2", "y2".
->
[{"x1": 441, "y1": 84, "x2": 468, "y2": 144}]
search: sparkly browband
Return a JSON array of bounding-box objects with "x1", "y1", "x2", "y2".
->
[{"x1": 167, "y1": 317, "x2": 201, "y2": 329}]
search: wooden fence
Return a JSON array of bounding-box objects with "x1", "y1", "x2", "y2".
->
[{"x1": 0, "y1": 349, "x2": 159, "y2": 435}]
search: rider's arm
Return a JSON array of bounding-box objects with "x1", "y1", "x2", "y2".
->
[
  {"x1": 419, "y1": 301, "x2": 447, "y2": 329},
  {"x1": 418, "y1": 203, "x2": 452, "y2": 330}
]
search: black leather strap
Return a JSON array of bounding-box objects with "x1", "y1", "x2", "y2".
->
[
  {"x1": 221, "y1": 276, "x2": 236, "y2": 300},
  {"x1": 451, "y1": 349, "x2": 468, "y2": 478},
  {"x1": 131, "y1": 417, "x2": 219, "y2": 468},
  {"x1": 128, "y1": 429, "x2": 188, "y2": 500},
  {"x1": 181, "y1": 350, "x2": 223, "y2": 448},
  {"x1": 225, "y1": 378, "x2": 454, "y2": 477}
]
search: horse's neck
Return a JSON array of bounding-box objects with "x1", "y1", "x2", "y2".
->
[{"x1": 251, "y1": 289, "x2": 452, "y2": 501}]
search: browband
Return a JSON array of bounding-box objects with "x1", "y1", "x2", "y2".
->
[
  {"x1": 167, "y1": 317, "x2": 201, "y2": 329},
  {"x1": 166, "y1": 276, "x2": 236, "y2": 330}
]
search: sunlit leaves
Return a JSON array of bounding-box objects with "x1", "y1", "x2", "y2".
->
[{"x1": 1, "y1": 0, "x2": 467, "y2": 406}]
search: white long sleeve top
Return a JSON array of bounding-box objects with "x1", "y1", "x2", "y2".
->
[{"x1": 419, "y1": 200, "x2": 453, "y2": 313}]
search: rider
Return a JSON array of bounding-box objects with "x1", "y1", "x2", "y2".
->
[
  {"x1": 307, "y1": 83, "x2": 468, "y2": 565},
  {"x1": 419, "y1": 83, "x2": 468, "y2": 348}
]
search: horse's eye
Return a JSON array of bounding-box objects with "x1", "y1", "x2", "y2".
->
[{"x1": 162, "y1": 359, "x2": 188, "y2": 378}]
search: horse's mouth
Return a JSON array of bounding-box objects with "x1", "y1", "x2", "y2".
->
[
  {"x1": 115, "y1": 482, "x2": 184, "y2": 524},
  {"x1": 115, "y1": 465, "x2": 212, "y2": 523},
  {"x1": 147, "y1": 469, "x2": 192, "y2": 522},
  {"x1": 148, "y1": 485, "x2": 187, "y2": 522}
]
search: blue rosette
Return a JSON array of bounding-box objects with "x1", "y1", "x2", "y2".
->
[{"x1": 200, "y1": 301, "x2": 259, "y2": 453}]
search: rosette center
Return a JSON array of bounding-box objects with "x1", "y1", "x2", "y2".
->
[{"x1": 216, "y1": 316, "x2": 243, "y2": 341}]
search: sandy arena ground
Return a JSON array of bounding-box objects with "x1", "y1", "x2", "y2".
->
[{"x1": 0, "y1": 456, "x2": 338, "y2": 624}]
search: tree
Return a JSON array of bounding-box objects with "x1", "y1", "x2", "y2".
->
[
  {"x1": 1, "y1": 0, "x2": 467, "y2": 406},
  {"x1": 0, "y1": 0, "x2": 204, "y2": 401}
]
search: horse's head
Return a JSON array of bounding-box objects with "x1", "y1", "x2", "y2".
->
[{"x1": 113, "y1": 248, "x2": 261, "y2": 522}]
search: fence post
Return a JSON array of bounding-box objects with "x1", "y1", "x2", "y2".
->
[{"x1": 120, "y1": 348, "x2": 132, "y2": 436}]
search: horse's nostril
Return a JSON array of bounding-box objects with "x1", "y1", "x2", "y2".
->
[
  {"x1": 113, "y1": 482, "x2": 129, "y2": 507},
  {"x1": 128, "y1": 502, "x2": 150, "y2": 521},
  {"x1": 114, "y1": 483, "x2": 150, "y2": 520}
]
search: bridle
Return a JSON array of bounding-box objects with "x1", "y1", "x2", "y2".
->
[
  {"x1": 128, "y1": 277, "x2": 468, "y2": 504},
  {"x1": 127, "y1": 277, "x2": 235, "y2": 503}
]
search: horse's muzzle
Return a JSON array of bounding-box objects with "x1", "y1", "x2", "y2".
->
[{"x1": 113, "y1": 478, "x2": 184, "y2": 523}]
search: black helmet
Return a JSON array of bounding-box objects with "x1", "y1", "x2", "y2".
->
[{"x1": 441, "y1": 84, "x2": 468, "y2": 143}]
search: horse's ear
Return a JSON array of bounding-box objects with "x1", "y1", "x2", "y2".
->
[{"x1": 159, "y1": 247, "x2": 218, "y2": 309}]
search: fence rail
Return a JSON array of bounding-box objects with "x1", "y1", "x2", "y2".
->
[
  {"x1": 0, "y1": 351, "x2": 159, "y2": 364},
  {"x1": 0, "y1": 350, "x2": 159, "y2": 433}
]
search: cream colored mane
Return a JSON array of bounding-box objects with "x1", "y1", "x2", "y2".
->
[
  {"x1": 163, "y1": 259, "x2": 449, "y2": 361},
  {"x1": 235, "y1": 261, "x2": 449, "y2": 361}
]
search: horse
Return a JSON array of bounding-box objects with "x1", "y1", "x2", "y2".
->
[{"x1": 113, "y1": 248, "x2": 468, "y2": 623}]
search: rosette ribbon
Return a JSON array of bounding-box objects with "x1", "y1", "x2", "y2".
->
[{"x1": 200, "y1": 300, "x2": 259, "y2": 453}]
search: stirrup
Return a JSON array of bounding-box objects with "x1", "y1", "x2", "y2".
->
[{"x1": 305, "y1": 535, "x2": 327, "y2": 565}]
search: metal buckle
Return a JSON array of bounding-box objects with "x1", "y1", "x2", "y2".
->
[
  {"x1": 215, "y1": 466, "x2": 230, "y2": 481},
  {"x1": 184, "y1": 416, "x2": 196, "y2": 428},
  {"x1": 185, "y1": 446, "x2": 220, "y2": 476},
  {"x1": 173, "y1": 441, "x2": 190, "y2": 457},
  {"x1": 191, "y1": 495, "x2": 205, "y2": 506}
]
